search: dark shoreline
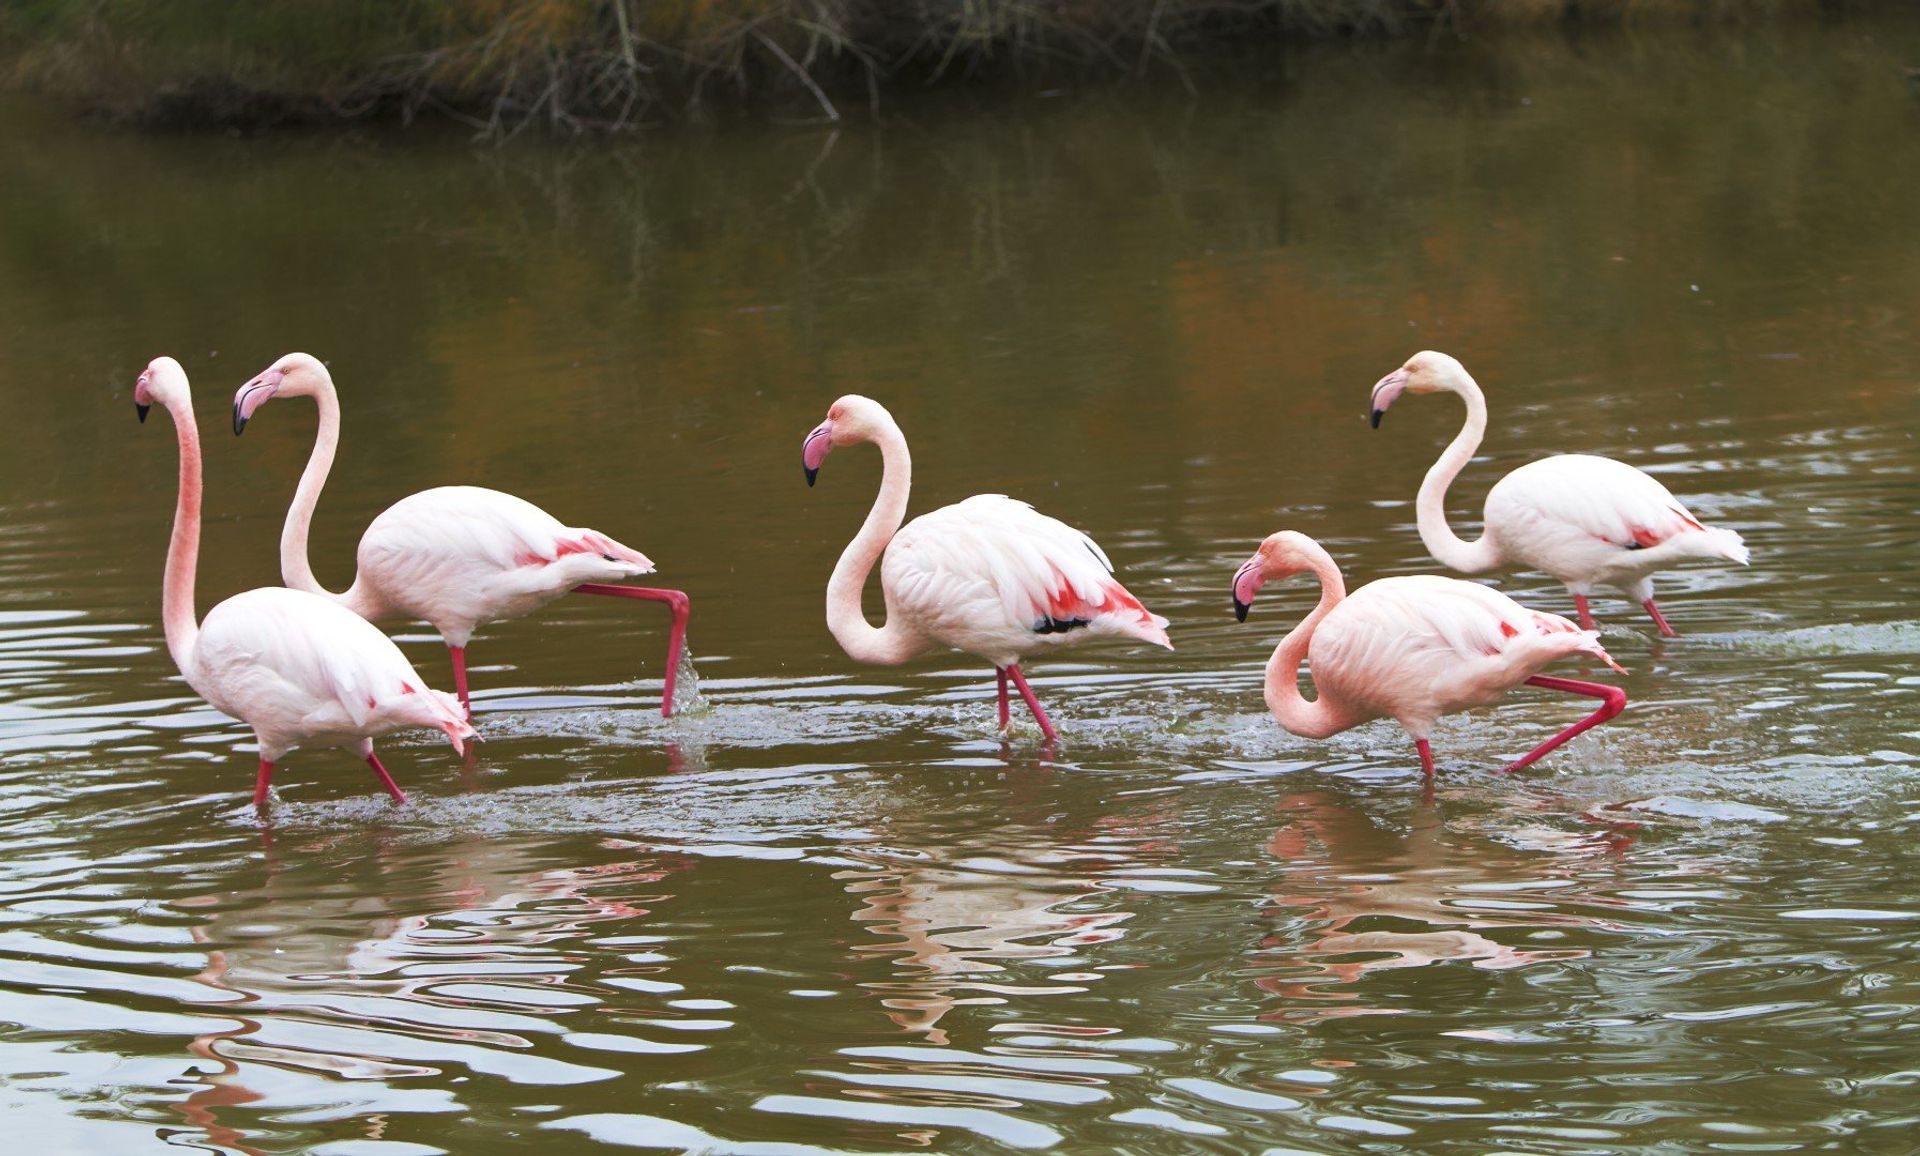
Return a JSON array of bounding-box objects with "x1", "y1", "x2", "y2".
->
[{"x1": 2, "y1": 0, "x2": 1899, "y2": 137}]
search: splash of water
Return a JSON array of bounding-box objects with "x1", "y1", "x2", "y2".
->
[{"x1": 670, "y1": 642, "x2": 703, "y2": 715}]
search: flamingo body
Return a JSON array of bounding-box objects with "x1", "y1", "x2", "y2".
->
[
  {"x1": 1481, "y1": 453, "x2": 1749, "y2": 603},
  {"x1": 233, "y1": 354, "x2": 690, "y2": 717},
  {"x1": 1370, "y1": 351, "x2": 1748, "y2": 634},
  {"x1": 1305, "y1": 575, "x2": 1616, "y2": 740},
  {"x1": 349, "y1": 486, "x2": 654, "y2": 648},
  {"x1": 883, "y1": 494, "x2": 1170, "y2": 669},
  {"x1": 134, "y1": 357, "x2": 472, "y2": 806},
  {"x1": 802, "y1": 395, "x2": 1170, "y2": 740},
  {"x1": 1233, "y1": 531, "x2": 1626, "y2": 777},
  {"x1": 190, "y1": 587, "x2": 469, "y2": 762}
]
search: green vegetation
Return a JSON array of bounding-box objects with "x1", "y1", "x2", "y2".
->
[{"x1": 0, "y1": 0, "x2": 1882, "y2": 133}]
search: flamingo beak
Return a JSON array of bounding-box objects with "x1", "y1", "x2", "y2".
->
[
  {"x1": 136, "y1": 402, "x2": 149, "y2": 423},
  {"x1": 1370, "y1": 368, "x2": 1409, "y2": 429},
  {"x1": 134, "y1": 370, "x2": 152, "y2": 423},
  {"x1": 232, "y1": 367, "x2": 285, "y2": 436},
  {"x1": 1232, "y1": 557, "x2": 1265, "y2": 622},
  {"x1": 802, "y1": 420, "x2": 834, "y2": 487}
]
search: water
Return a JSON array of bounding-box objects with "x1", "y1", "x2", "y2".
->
[{"x1": 3, "y1": 17, "x2": 1920, "y2": 1153}]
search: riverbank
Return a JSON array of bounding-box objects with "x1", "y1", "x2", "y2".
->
[{"x1": 0, "y1": 0, "x2": 1889, "y2": 135}]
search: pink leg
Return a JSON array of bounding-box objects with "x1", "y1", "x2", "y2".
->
[
  {"x1": 365, "y1": 750, "x2": 409, "y2": 804},
  {"x1": 1501, "y1": 675, "x2": 1628, "y2": 775},
  {"x1": 1642, "y1": 598, "x2": 1677, "y2": 638},
  {"x1": 996, "y1": 667, "x2": 1012, "y2": 731},
  {"x1": 449, "y1": 645, "x2": 471, "y2": 719},
  {"x1": 1573, "y1": 594, "x2": 1596, "y2": 632},
  {"x1": 574, "y1": 585, "x2": 691, "y2": 718},
  {"x1": 1005, "y1": 665, "x2": 1059, "y2": 742},
  {"x1": 253, "y1": 759, "x2": 274, "y2": 810},
  {"x1": 1415, "y1": 738, "x2": 1435, "y2": 778}
]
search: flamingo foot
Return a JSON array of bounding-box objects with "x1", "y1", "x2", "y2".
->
[
  {"x1": 574, "y1": 585, "x2": 692, "y2": 718},
  {"x1": 1005, "y1": 665, "x2": 1059, "y2": 743},
  {"x1": 449, "y1": 645, "x2": 472, "y2": 721},
  {"x1": 1501, "y1": 675, "x2": 1628, "y2": 775},
  {"x1": 253, "y1": 759, "x2": 274, "y2": 810},
  {"x1": 1642, "y1": 598, "x2": 1678, "y2": 638},
  {"x1": 365, "y1": 751, "x2": 409, "y2": 805},
  {"x1": 1573, "y1": 594, "x2": 1597, "y2": 633},
  {"x1": 996, "y1": 668, "x2": 1012, "y2": 733}
]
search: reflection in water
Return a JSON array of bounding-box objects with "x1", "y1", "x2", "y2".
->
[
  {"x1": 1251, "y1": 791, "x2": 1633, "y2": 1023},
  {"x1": 841, "y1": 843, "x2": 1132, "y2": 1043},
  {"x1": 166, "y1": 836, "x2": 681, "y2": 1145}
]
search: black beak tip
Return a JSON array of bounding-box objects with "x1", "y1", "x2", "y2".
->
[
  {"x1": 136, "y1": 402, "x2": 150, "y2": 424},
  {"x1": 804, "y1": 465, "x2": 818, "y2": 487},
  {"x1": 232, "y1": 407, "x2": 248, "y2": 436},
  {"x1": 1369, "y1": 408, "x2": 1384, "y2": 429},
  {"x1": 1233, "y1": 598, "x2": 1250, "y2": 623}
]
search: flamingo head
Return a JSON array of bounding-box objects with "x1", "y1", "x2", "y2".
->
[
  {"x1": 134, "y1": 356, "x2": 188, "y2": 423},
  {"x1": 1232, "y1": 531, "x2": 1320, "y2": 622},
  {"x1": 803, "y1": 394, "x2": 892, "y2": 486},
  {"x1": 1370, "y1": 350, "x2": 1469, "y2": 428},
  {"x1": 233, "y1": 352, "x2": 328, "y2": 435}
]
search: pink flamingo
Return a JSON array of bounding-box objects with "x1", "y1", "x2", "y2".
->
[
  {"x1": 135, "y1": 357, "x2": 474, "y2": 808},
  {"x1": 232, "y1": 353, "x2": 690, "y2": 719},
  {"x1": 801, "y1": 395, "x2": 1171, "y2": 740},
  {"x1": 1231, "y1": 530, "x2": 1627, "y2": 779},
  {"x1": 1370, "y1": 351, "x2": 1749, "y2": 636}
]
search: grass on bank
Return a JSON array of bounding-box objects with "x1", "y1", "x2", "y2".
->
[{"x1": 0, "y1": 0, "x2": 1880, "y2": 134}]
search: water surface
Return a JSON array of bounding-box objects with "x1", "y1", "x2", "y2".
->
[{"x1": 2, "y1": 19, "x2": 1919, "y2": 1153}]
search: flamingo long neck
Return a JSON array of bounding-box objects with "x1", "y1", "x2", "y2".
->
[
  {"x1": 160, "y1": 399, "x2": 204, "y2": 674},
  {"x1": 1264, "y1": 548, "x2": 1352, "y2": 740},
  {"x1": 280, "y1": 380, "x2": 343, "y2": 596},
  {"x1": 1416, "y1": 373, "x2": 1503, "y2": 574},
  {"x1": 281, "y1": 381, "x2": 382, "y2": 617},
  {"x1": 827, "y1": 418, "x2": 925, "y2": 665}
]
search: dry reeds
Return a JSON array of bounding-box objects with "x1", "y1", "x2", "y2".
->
[{"x1": 0, "y1": 0, "x2": 1877, "y2": 134}]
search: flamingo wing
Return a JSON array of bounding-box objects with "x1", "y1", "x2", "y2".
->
[
  {"x1": 1313, "y1": 576, "x2": 1619, "y2": 712},
  {"x1": 1493, "y1": 454, "x2": 1709, "y2": 552},
  {"x1": 361, "y1": 487, "x2": 651, "y2": 582},
  {"x1": 192, "y1": 588, "x2": 466, "y2": 736},
  {"x1": 883, "y1": 495, "x2": 1170, "y2": 655},
  {"x1": 354, "y1": 487, "x2": 654, "y2": 637}
]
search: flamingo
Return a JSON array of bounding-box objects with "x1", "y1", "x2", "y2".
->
[
  {"x1": 134, "y1": 357, "x2": 475, "y2": 808},
  {"x1": 232, "y1": 353, "x2": 690, "y2": 719},
  {"x1": 1231, "y1": 530, "x2": 1627, "y2": 778},
  {"x1": 801, "y1": 395, "x2": 1171, "y2": 740},
  {"x1": 1369, "y1": 351, "x2": 1749, "y2": 636}
]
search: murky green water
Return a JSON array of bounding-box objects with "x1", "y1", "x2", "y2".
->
[{"x1": 4, "y1": 18, "x2": 1920, "y2": 1153}]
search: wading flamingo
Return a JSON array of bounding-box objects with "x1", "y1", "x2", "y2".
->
[
  {"x1": 1231, "y1": 531, "x2": 1626, "y2": 779},
  {"x1": 801, "y1": 395, "x2": 1171, "y2": 740},
  {"x1": 233, "y1": 353, "x2": 690, "y2": 719},
  {"x1": 1369, "y1": 351, "x2": 1749, "y2": 636},
  {"x1": 135, "y1": 357, "x2": 474, "y2": 808}
]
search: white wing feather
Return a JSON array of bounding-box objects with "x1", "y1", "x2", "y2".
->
[{"x1": 882, "y1": 495, "x2": 1169, "y2": 664}]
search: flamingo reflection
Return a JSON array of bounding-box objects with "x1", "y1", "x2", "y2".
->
[
  {"x1": 1251, "y1": 790, "x2": 1635, "y2": 1023},
  {"x1": 170, "y1": 834, "x2": 683, "y2": 1148}
]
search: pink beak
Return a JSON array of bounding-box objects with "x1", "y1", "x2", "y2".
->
[
  {"x1": 1232, "y1": 556, "x2": 1267, "y2": 622},
  {"x1": 1370, "y1": 369, "x2": 1409, "y2": 428},
  {"x1": 232, "y1": 367, "x2": 285, "y2": 435},
  {"x1": 802, "y1": 420, "x2": 834, "y2": 486}
]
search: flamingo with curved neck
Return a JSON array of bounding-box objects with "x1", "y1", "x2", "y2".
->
[
  {"x1": 1371, "y1": 351, "x2": 1749, "y2": 636},
  {"x1": 135, "y1": 356, "x2": 473, "y2": 808},
  {"x1": 234, "y1": 353, "x2": 691, "y2": 719},
  {"x1": 1232, "y1": 530, "x2": 1626, "y2": 780},
  {"x1": 802, "y1": 394, "x2": 1171, "y2": 741}
]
